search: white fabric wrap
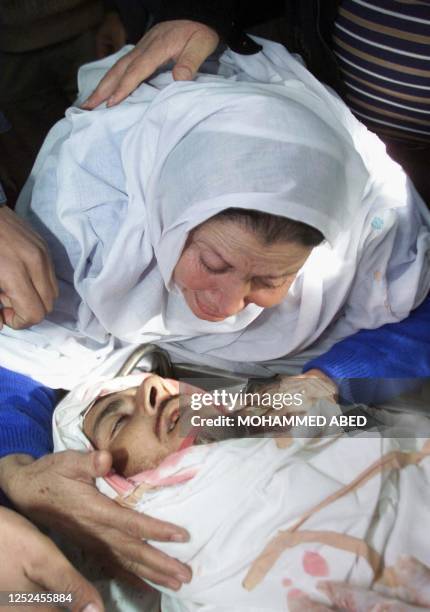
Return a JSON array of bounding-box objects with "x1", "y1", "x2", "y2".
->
[
  {"x1": 1, "y1": 37, "x2": 429, "y2": 388},
  {"x1": 53, "y1": 378, "x2": 430, "y2": 612}
]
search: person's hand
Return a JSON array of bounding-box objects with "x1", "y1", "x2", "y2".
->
[
  {"x1": 96, "y1": 11, "x2": 127, "y2": 59},
  {"x1": 0, "y1": 451, "x2": 192, "y2": 591},
  {"x1": 287, "y1": 556, "x2": 430, "y2": 611},
  {"x1": 0, "y1": 506, "x2": 103, "y2": 612},
  {"x1": 0, "y1": 206, "x2": 58, "y2": 329},
  {"x1": 253, "y1": 369, "x2": 338, "y2": 412},
  {"x1": 82, "y1": 20, "x2": 219, "y2": 109}
]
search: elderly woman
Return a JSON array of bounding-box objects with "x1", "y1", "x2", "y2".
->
[{"x1": 0, "y1": 38, "x2": 429, "y2": 590}]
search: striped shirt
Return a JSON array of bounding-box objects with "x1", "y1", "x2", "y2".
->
[{"x1": 333, "y1": 0, "x2": 430, "y2": 144}]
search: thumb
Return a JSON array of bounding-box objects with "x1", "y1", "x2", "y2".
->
[
  {"x1": 173, "y1": 28, "x2": 219, "y2": 81},
  {"x1": 60, "y1": 450, "x2": 113, "y2": 481}
]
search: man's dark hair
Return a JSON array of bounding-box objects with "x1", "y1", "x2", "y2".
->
[{"x1": 215, "y1": 208, "x2": 324, "y2": 247}]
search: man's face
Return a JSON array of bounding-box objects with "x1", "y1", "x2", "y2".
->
[{"x1": 83, "y1": 375, "x2": 192, "y2": 477}]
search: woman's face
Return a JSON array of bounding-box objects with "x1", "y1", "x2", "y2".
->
[
  {"x1": 173, "y1": 218, "x2": 313, "y2": 321},
  {"x1": 83, "y1": 375, "x2": 193, "y2": 477}
]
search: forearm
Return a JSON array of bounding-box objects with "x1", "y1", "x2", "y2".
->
[{"x1": 304, "y1": 294, "x2": 430, "y2": 404}]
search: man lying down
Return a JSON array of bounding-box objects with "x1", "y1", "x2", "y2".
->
[{"x1": 53, "y1": 368, "x2": 430, "y2": 611}]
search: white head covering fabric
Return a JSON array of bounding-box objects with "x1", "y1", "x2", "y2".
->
[{"x1": 2, "y1": 37, "x2": 429, "y2": 388}]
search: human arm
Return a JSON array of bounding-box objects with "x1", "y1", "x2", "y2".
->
[
  {"x1": 303, "y1": 293, "x2": 430, "y2": 405},
  {"x1": 0, "y1": 507, "x2": 104, "y2": 612},
  {"x1": 81, "y1": 0, "x2": 270, "y2": 109},
  {"x1": 0, "y1": 201, "x2": 58, "y2": 329},
  {"x1": 0, "y1": 367, "x2": 192, "y2": 590}
]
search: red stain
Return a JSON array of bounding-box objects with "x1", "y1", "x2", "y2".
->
[
  {"x1": 282, "y1": 578, "x2": 292, "y2": 587},
  {"x1": 288, "y1": 588, "x2": 304, "y2": 599},
  {"x1": 303, "y1": 551, "x2": 329, "y2": 577}
]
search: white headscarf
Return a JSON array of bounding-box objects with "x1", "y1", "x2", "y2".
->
[{"x1": 3, "y1": 37, "x2": 429, "y2": 388}]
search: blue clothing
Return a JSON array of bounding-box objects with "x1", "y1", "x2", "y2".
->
[
  {"x1": 0, "y1": 294, "x2": 429, "y2": 460},
  {"x1": 304, "y1": 293, "x2": 430, "y2": 403},
  {"x1": 0, "y1": 367, "x2": 56, "y2": 460}
]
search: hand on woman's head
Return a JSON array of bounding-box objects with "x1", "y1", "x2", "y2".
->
[{"x1": 173, "y1": 212, "x2": 322, "y2": 321}]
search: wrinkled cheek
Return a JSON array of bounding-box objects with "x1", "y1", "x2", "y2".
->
[{"x1": 176, "y1": 268, "x2": 217, "y2": 293}]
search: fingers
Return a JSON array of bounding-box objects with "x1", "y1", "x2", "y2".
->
[
  {"x1": 111, "y1": 543, "x2": 192, "y2": 591},
  {"x1": 82, "y1": 47, "x2": 150, "y2": 109},
  {"x1": 27, "y1": 534, "x2": 104, "y2": 612},
  {"x1": 318, "y1": 581, "x2": 391, "y2": 612},
  {"x1": 56, "y1": 450, "x2": 113, "y2": 481},
  {"x1": 391, "y1": 556, "x2": 430, "y2": 607},
  {"x1": 99, "y1": 497, "x2": 190, "y2": 544},
  {"x1": 82, "y1": 20, "x2": 220, "y2": 109},
  {"x1": 87, "y1": 511, "x2": 192, "y2": 589},
  {"x1": 370, "y1": 602, "x2": 424, "y2": 612},
  {"x1": 0, "y1": 208, "x2": 58, "y2": 329},
  {"x1": 104, "y1": 48, "x2": 167, "y2": 107},
  {"x1": 8, "y1": 451, "x2": 192, "y2": 592},
  {"x1": 299, "y1": 370, "x2": 338, "y2": 402},
  {"x1": 287, "y1": 591, "x2": 332, "y2": 611},
  {"x1": 0, "y1": 276, "x2": 47, "y2": 330},
  {"x1": 173, "y1": 27, "x2": 219, "y2": 80}
]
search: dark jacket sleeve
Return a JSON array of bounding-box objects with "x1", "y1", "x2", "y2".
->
[{"x1": 303, "y1": 293, "x2": 430, "y2": 404}]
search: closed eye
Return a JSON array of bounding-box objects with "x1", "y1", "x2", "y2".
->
[
  {"x1": 199, "y1": 256, "x2": 230, "y2": 274},
  {"x1": 111, "y1": 414, "x2": 129, "y2": 440}
]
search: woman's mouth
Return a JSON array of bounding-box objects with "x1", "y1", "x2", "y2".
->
[{"x1": 193, "y1": 294, "x2": 226, "y2": 321}]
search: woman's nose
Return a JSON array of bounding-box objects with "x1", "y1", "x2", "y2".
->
[
  {"x1": 209, "y1": 284, "x2": 247, "y2": 317},
  {"x1": 138, "y1": 375, "x2": 171, "y2": 416}
]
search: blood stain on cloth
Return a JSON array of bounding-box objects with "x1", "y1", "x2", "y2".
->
[
  {"x1": 288, "y1": 588, "x2": 304, "y2": 599},
  {"x1": 303, "y1": 551, "x2": 329, "y2": 577},
  {"x1": 282, "y1": 578, "x2": 292, "y2": 587}
]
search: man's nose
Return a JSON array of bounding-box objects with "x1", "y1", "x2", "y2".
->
[{"x1": 137, "y1": 375, "x2": 171, "y2": 416}]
